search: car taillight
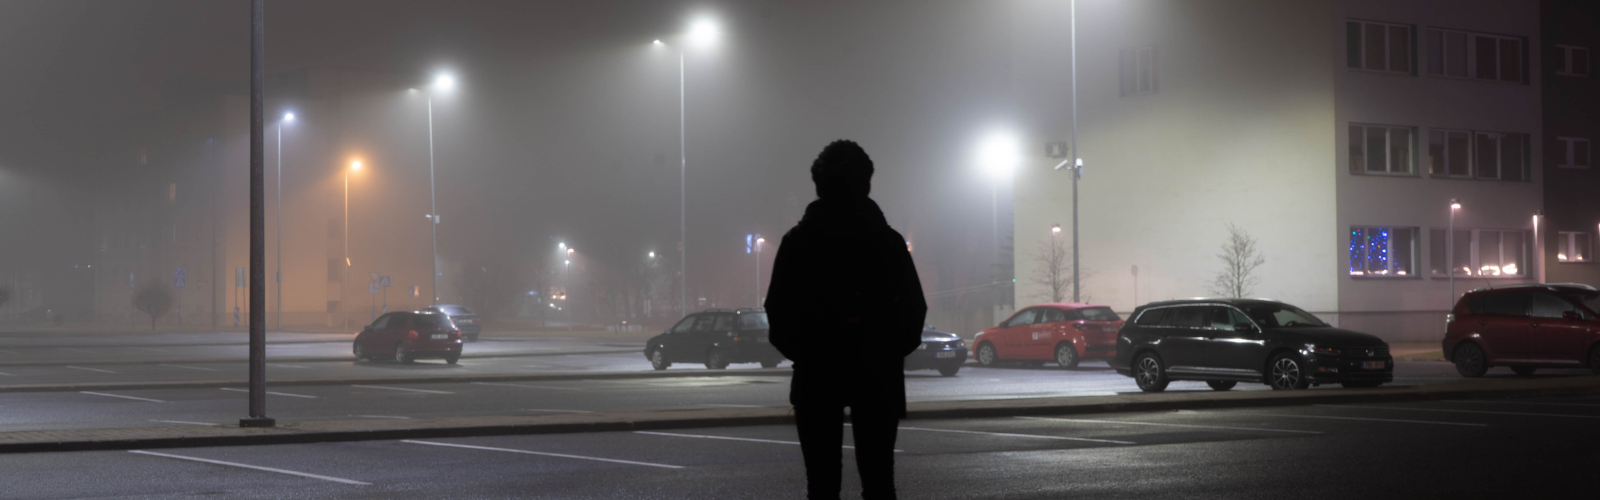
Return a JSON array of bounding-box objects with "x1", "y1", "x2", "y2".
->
[
  {"x1": 451, "y1": 329, "x2": 461, "y2": 339},
  {"x1": 408, "y1": 330, "x2": 420, "y2": 340},
  {"x1": 1445, "y1": 314, "x2": 1455, "y2": 324}
]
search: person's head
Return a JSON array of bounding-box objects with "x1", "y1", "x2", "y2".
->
[{"x1": 810, "y1": 140, "x2": 873, "y2": 200}]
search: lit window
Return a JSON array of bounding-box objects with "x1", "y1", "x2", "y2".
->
[
  {"x1": 1349, "y1": 227, "x2": 1417, "y2": 276},
  {"x1": 1556, "y1": 45, "x2": 1591, "y2": 77},
  {"x1": 1426, "y1": 28, "x2": 1525, "y2": 83},
  {"x1": 1429, "y1": 228, "x2": 1527, "y2": 276},
  {"x1": 1348, "y1": 124, "x2": 1414, "y2": 175},
  {"x1": 1347, "y1": 20, "x2": 1413, "y2": 74},
  {"x1": 1558, "y1": 232, "x2": 1592, "y2": 263},
  {"x1": 1557, "y1": 137, "x2": 1591, "y2": 169}
]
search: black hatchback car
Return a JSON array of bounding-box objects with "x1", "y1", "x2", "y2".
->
[
  {"x1": 1112, "y1": 298, "x2": 1393, "y2": 391},
  {"x1": 645, "y1": 309, "x2": 785, "y2": 370},
  {"x1": 904, "y1": 325, "x2": 968, "y2": 376},
  {"x1": 423, "y1": 304, "x2": 481, "y2": 341}
]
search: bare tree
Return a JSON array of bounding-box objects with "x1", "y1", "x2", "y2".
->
[
  {"x1": 1030, "y1": 233, "x2": 1073, "y2": 303},
  {"x1": 1209, "y1": 223, "x2": 1266, "y2": 299},
  {"x1": 133, "y1": 285, "x2": 173, "y2": 330}
]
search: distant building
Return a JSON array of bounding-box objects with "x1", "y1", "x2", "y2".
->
[
  {"x1": 1539, "y1": 0, "x2": 1599, "y2": 287},
  {"x1": 1009, "y1": 0, "x2": 1543, "y2": 342}
]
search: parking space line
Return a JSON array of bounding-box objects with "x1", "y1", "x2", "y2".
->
[
  {"x1": 351, "y1": 415, "x2": 412, "y2": 419},
  {"x1": 635, "y1": 431, "x2": 901, "y2": 452},
  {"x1": 523, "y1": 409, "x2": 595, "y2": 413},
  {"x1": 1017, "y1": 416, "x2": 1323, "y2": 435},
  {"x1": 401, "y1": 440, "x2": 685, "y2": 469},
  {"x1": 0, "y1": 349, "x2": 19, "y2": 355},
  {"x1": 471, "y1": 382, "x2": 581, "y2": 391},
  {"x1": 1449, "y1": 400, "x2": 1600, "y2": 408},
  {"x1": 129, "y1": 347, "x2": 169, "y2": 353},
  {"x1": 350, "y1": 384, "x2": 454, "y2": 394},
  {"x1": 128, "y1": 450, "x2": 370, "y2": 485},
  {"x1": 1254, "y1": 413, "x2": 1488, "y2": 427},
  {"x1": 267, "y1": 363, "x2": 307, "y2": 369},
  {"x1": 65, "y1": 365, "x2": 117, "y2": 374},
  {"x1": 161, "y1": 364, "x2": 219, "y2": 372},
  {"x1": 151, "y1": 419, "x2": 218, "y2": 426},
  {"x1": 1318, "y1": 404, "x2": 1600, "y2": 419},
  {"x1": 56, "y1": 348, "x2": 93, "y2": 354},
  {"x1": 0, "y1": 371, "x2": 12, "y2": 376},
  {"x1": 80, "y1": 391, "x2": 164, "y2": 403},
  {"x1": 697, "y1": 404, "x2": 766, "y2": 408},
  {"x1": 890, "y1": 424, "x2": 1136, "y2": 444},
  {"x1": 220, "y1": 387, "x2": 318, "y2": 399}
]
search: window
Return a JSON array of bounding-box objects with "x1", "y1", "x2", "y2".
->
[
  {"x1": 670, "y1": 315, "x2": 696, "y2": 333},
  {"x1": 415, "y1": 314, "x2": 453, "y2": 329},
  {"x1": 1347, "y1": 20, "x2": 1413, "y2": 73},
  {"x1": 1119, "y1": 46, "x2": 1157, "y2": 96},
  {"x1": 1164, "y1": 307, "x2": 1207, "y2": 328},
  {"x1": 1429, "y1": 228, "x2": 1527, "y2": 276},
  {"x1": 710, "y1": 314, "x2": 736, "y2": 332},
  {"x1": 1558, "y1": 137, "x2": 1591, "y2": 169},
  {"x1": 1556, "y1": 45, "x2": 1591, "y2": 77},
  {"x1": 1529, "y1": 293, "x2": 1580, "y2": 319},
  {"x1": 1426, "y1": 28, "x2": 1525, "y2": 83},
  {"x1": 738, "y1": 312, "x2": 769, "y2": 330},
  {"x1": 1040, "y1": 308, "x2": 1068, "y2": 323},
  {"x1": 327, "y1": 258, "x2": 342, "y2": 281},
  {"x1": 1349, "y1": 227, "x2": 1417, "y2": 276},
  {"x1": 1349, "y1": 124, "x2": 1414, "y2": 174},
  {"x1": 1133, "y1": 308, "x2": 1167, "y2": 326},
  {"x1": 1467, "y1": 291, "x2": 1528, "y2": 316},
  {"x1": 1429, "y1": 129, "x2": 1527, "y2": 180},
  {"x1": 1079, "y1": 307, "x2": 1120, "y2": 322},
  {"x1": 1558, "y1": 232, "x2": 1592, "y2": 263},
  {"x1": 1005, "y1": 308, "x2": 1038, "y2": 327}
]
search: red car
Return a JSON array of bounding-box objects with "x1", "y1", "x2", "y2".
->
[
  {"x1": 1444, "y1": 283, "x2": 1600, "y2": 377},
  {"x1": 353, "y1": 311, "x2": 463, "y2": 364},
  {"x1": 971, "y1": 303, "x2": 1123, "y2": 368}
]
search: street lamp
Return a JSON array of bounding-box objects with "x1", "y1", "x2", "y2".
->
[
  {"x1": 1449, "y1": 199, "x2": 1460, "y2": 307},
  {"x1": 345, "y1": 160, "x2": 363, "y2": 329},
  {"x1": 754, "y1": 236, "x2": 765, "y2": 306},
  {"x1": 418, "y1": 72, "x2": 455, "y2": 305},
  {"x1": 276, "y1": 111, "x2": 294, "y2": 330},
  {"x1": 977, "y1": 131, "x2": 1019, "y2": 310},
  {"x1": 654, "y1": 15, "x2": 723, "y2": 318}
]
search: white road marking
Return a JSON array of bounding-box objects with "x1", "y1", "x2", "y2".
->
[
  {"x1": 161, "y1": 364, "x2": 219, "y2": 372},
  {"x1": 80, "y1": 391, "x2": 164, "y2": 403},
  {"x1": 635, "y1": 431, "x2": 901, "y2": 452},
  {"x1": 471, "y1": 382, "x2": 581, "y2": 391},
  {"x1": 1319, "y1": 404, "x2": 1600, "y2": 419},
  {"x1": 128, "y1": 450, "x2": 370, "y2": 485},
  {"x1": 890, "y1": 424, "x2": 1136, "y2": 444},
  {"x1": 351, "y1": 415, "x2": 412, "y2": 419},
  {"x1": 350, "y1": 384, "x2": 454, "y2": 394},
  {"x1": 64, "y1": 365, "x2": 117, "y2": 374},
  {"x1": 1255, "y1": 413, "x2": 1488, "y2": 427},
  {"x1": 1448, "y1": 400, "x2": 1600, "y2": 408},
  {"x1": 0, "y1": 349, "x2": 19, "y2": 355},
  {"x1": 56, "y1": 348, "x2": 93, "y2": 354},
  {"x1": 150, "y1": 419, "x2": 217, "y2": 426},
  {"x1": 0, "y1": 371, "x2": 13, "y2": 376},
  {"x1": 522, "y1": 409, "x2": 595, "y2": 413},
  {"x1": 696, "y1": 404, "x2": 765, "y2": 408},
  {"x1": 220, "y1": 387, "x2": 318, "y2": 399},
  {"x1": 402, "y1": 440, "x2": 684, "y2": 469},
  {"x1": 267, "y1": 363, "x2": 307, "y2": 369},
  {"x1": 1017, "y1": 416, "x2": 1323, "y2": 435},
  {"x1": 129, "y1": 347, "x2": 170, "y2": 353}
]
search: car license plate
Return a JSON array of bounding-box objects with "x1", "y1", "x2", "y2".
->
[
  {"x1": 1100, "y1": 326, "x2": 1118, "y2": 333},
  {"x1": 430, "y1": 334, "x2": 448, "y2": 340},
  {"x1": 935, "y1": 351, "x2": 956, "y2": 359},
  {"x1": 1361, "y1": 361, "x2": 1384, "y2": 369}
]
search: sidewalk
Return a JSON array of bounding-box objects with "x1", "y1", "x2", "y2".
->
[{"x1": 5, "y1": 374, "x2": 1596, "y2": 454}]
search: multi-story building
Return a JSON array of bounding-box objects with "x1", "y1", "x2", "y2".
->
[
  {"x1": 1540, "y1": 0, "x2": 1599, "y2": 286},
  {"x1": 1010, "y1": 0, "x2": 1543, "y2": 343}
]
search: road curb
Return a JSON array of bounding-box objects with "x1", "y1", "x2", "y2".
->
[
  {"x1": 3, "y1": 375, "x2": 1596, "y2": 454},
  {"x1": 0, "y1": 348, "x2": 641, "y2": 369},
  {"x1": 0, "y1": 366, "x2": 794, "y2": 393}
]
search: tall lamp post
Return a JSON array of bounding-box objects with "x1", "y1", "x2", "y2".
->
[
  {"x1": 414, "y1": 73, "x2": 455, "y2": 306},
  {"x1": 653, "y1": 16, "x2": 721, "y2": 318},
  {"x1": 276, "y1": 112, "x2": 293, "y2": 330},
  {"x1": 1449, "y1": 199, "x2": 1460, "y2": 307},
  {"x1": 345, "y1": 160, "x2": 362, "y2": 330},
  {"x1": 978, "y1": 132, "x2": 1019, "y2": 315},
  {"x1": 754, "y1": 236, "x2": 765, "y2": 307}
]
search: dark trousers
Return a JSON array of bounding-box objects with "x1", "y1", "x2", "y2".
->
[{"x1": 794, "y1": 403, "x2": 900, "y2": 500}]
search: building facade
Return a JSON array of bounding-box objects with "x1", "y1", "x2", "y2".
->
[{"x1": 1540, "y1": 0, "x2": 1599, "y2": 286}]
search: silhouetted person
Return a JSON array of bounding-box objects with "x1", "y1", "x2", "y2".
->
[{"x1": 765, "y1": 140, "x2": 927, "y2": 500}]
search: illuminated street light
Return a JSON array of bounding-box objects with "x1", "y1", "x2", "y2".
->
[
  {"x1": 1449, "y1": 199, "x2": 1460, "y2": 306},
  {"x1": 689, "y1": 18, "x2": 720, "y2": 45},
  {"x1": 754, "y1": 236, "x2": 766, "y2": 306},
  {"x1": 417, "y1": 71, "x2": 457, "y2": 305},
  {"x1": 1052, "y1": 224, "x2": 1062, "y2": 235},
  {"x1": 275, "y1": 111, "x2": 295, "y2": 330},
  {"x1": 976, "y1": 131, "x2": 1018, "y2": 308},
  {"x1": 434, "y1": 74, "x2": 456, "y2": 92},
  {"x1": 344, "y1": 160, "x2": 364, "y2": 330},
  {"x1": 654, "y1": 15, "x2": 726, "y2": 318}
]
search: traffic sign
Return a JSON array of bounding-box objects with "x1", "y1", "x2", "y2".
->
[
  {"x1": 174, "y1": 268, "x2": 186, "y2": 289},
  {"x1": 236, "y1": 267, "x2": 246, "y2": 288},
  {"x1": 369, "y1": 283, "x2": 380, "y2": 294},
  {"x1": 379, "y1": 276, "x2": 391, "y2": 288}
]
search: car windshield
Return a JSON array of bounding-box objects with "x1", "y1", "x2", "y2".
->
[
  {"x1": 1240, "y1": 304, "x2": 1327, "y2": 328},
  {"x1": 441, "y1": 305, "x2": 472, "y2": 315},
  {"x1": 1078, "y1": 307, "x2": 1120, "y2": 322},
  {"x1": 413, "y1": 314, "x2": 455, "y2": 329},
  {"x1": 739, "y1": 312, "x2": 769, "y2": 330}
]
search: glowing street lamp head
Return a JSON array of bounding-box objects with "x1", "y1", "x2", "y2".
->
[
  {"x1": 1051, "y1": 224, "x2": 1062, "y2": 235},
  {"x1": 688, "y1": 18, "x2": 720, "y2": 45},
  {"x1": 976, "y1": 132, "x2": 1020, "y2": 181},
  {"x1": 433, "y1": 74, "x2": 456, "y2": 92},
  {"x1": 648, "y1": 251, "x2": 656, "y2": 258},
  {"x1": 350, "y1": 160, "x2": 362, "y2": 171},
  {"x1": 756, "y1": 237, "x2": 765, "y2": 245},
  {"x1": 283, "y1": 112, "x2": 295, "y2": 122},
  {"x1": 1450, "y1": 198, "x2": 1461, "y2": 210},
  {"x1": 652, "y1": 39, "x2": 663, "y2": 46}
]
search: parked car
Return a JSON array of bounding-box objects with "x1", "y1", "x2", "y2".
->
[
  {"x1": 423, "y1": 304, "x2": 481, "y2": 341},
  {"x1": 904, "y1": 325, "x2": 968, "y2": 376},
  {"x1": 1112, "y1": 298, "x2": 1392, "y2": 392},
  {"x1": 970, "y1": 303, "x2": 1123, "y2": 369},
  {"x1": 1443, "y1": 283, "x2": 1600, "y2": 377},
  {"x1": 644, "y1": 309, "x2": 784, "y2": 370},
  {"x1": 353, "y1": 311, "x2": 463, "y2": 364}
]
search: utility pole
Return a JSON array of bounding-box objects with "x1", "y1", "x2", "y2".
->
[
  {"x1": 241, "y1": 0, "x2": 273, "y2": 428},
  {"x1": 1069, "y1": 0, "x2": 1081, "y2": 303}
]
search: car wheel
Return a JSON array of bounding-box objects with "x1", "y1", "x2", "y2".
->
[
  {"x1": 394, "y1": 343, "x2": 414, "y2": 364},
  {"x1": 706, "y1": 350, "x2": 729, "y2": 370},
  {"x1": 1133, "y1": 352, "x2": 1169, "y2": 392},
  {"x1": 1453, "y1": 343, "x2": 1488, "y2": 378},
  {"x1": 760, "y1": 359, "x2": 781, "y2": 368},
  {"x1": 650, "y1": 350, "x2": 671, "y2": 371},
  {"x1": 1341, "y1": 381, "x2": 1382, "y2": 388},
  {"x1": 938, "y1": 366, "x2": 961, "y2": 377},
  {"x1": 1054, "y1": 343, "x2": 1080, "y2": 369},
  {"x1": 445, "y1": 354, "x2": 460, "y2": 365},
  {"x1": 1511, "y1": 366, "x2": 1536, "y2": 376},
  {"x1": 1206, "y1": 380, "x2": 1237, "y2": 391},
  {"x1": 1267, "y1": 353, "x2": 1310, "y2": 390},
  {"x1": 352, "y1": 341, "x2": 367, "y2": 361},
  {"x1": 976, "y1": 343, "x2": 999, "y2": 367}
]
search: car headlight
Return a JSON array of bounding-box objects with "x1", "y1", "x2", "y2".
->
[
  {"x1": 1307, "y1": 345, "x2": 1341, "y2": 355},
  {"x1": 955, "y1": 340, "x2": 966, "y2": 348}
]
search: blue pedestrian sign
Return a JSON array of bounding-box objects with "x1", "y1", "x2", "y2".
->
[{"x1": 174, "y1": 268, "x2": 186, "y2": 289}]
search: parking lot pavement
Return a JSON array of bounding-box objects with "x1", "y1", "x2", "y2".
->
[{"x1": 6, "y1": 395, "x2": 1598, "y2": 499}]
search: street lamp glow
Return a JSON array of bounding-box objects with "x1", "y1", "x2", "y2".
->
[
  {"x1": 1052, "y1": 224, "x2": 1062, "y2": 235},
  {"x1": 283, "y1": 112, "x2": 295, "y2": 122},
  {"x1": 977, "y1": 132, "x2": 1020, "y2": 181},
  {"x1": 688, "y1": 18, "x2": 720, "y2": 45},
  {"x1": 652, "y1": 39, "x2": 663, "y2": 46},
  {"x1": 433, "y1": 74, "x2": 456, "y2": 92},
  {"x1": 756, "y1": 237, "x2": 765, "y2": 244},
  {"x1": 649, "y1": 251, "x2": 656, "y2": 258},
  {"x1": 350, "y1": 160, "x2": 362, "y2": 171},
  {"x1": 1450, "y1": 199, "x2": 1461, "y2": 210}
]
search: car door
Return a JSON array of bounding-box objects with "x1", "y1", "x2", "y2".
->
[
  {"x1": 359, "y1": 314, "x2": 392, "y2": 352},
  {"x1": 1470, "y1": 291, "x2": 1531, "y2": 360},
  {"x1": 1527, "y1": 292, "x2": 1591, "y2": 362},
  {"x1": 1206, "y1": 306, "x2": 1269, "y2": 377},
  {"x1": 996, "y1": 308, "x2": 1039, "y2": 358},
  {"x1": 1029, "y1": 307, "x2": 1069, "y2": 359},
  {"x1": 1156, "y1": 305, "x2": 1211, "y2": 375},
  {"x1": 664, "y1": 314, "x2": 701, "y2": 361}
]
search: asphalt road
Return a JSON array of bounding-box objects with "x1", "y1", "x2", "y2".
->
[{"x1": 5, "y1": 395, "x2": 1597, "y2": 499}]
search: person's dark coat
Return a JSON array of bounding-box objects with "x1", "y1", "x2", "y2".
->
[{"x1": 764, "y1": 197, "x2": 927, "y2": 417}]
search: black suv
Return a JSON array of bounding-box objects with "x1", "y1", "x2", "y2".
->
[
  {"x1": 1112, "y1": 298, "x2": 1392, "y2": 391},
  {"x1": 645, "y1": 309, "x2": 785, "y2": 370}
]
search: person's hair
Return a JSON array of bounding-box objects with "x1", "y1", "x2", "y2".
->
[{"x1": 810, "y1": 140, "x2": 873, "y2": 199}]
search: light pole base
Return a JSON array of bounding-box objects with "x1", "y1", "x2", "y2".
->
[{"x1": 239, "y1": 417, "x2": 276, "y2": 428}]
